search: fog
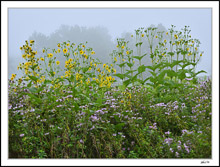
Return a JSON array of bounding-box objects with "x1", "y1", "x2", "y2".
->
[{"x1": 8, "y1": 8, "x2": 212, "y2": 79}]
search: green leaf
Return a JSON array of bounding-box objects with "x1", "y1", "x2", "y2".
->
[
  {"x1": 193, "y1": 70, "x2": 207, "y2": 77},
  {"x1": 115, "y1": 123, "x2": 125, "y2": 131},
  {"x1": 25, "y1": 93, "x2": 42, "y2": 104},
  {"x1": 181, "y1": 50, "x2": 188, "y2": 55},
  {"x1": 126, "y1": 62, "x2": 133, "y2": 68},
  {"x1": 148, "y1": 76, "x2": 156, "y2": 83},
  {"x1": 132, "y1": 55, "x2": 145, "y2": 61},
  {"x1": 136, "y1": 79, "x2": 145, "y2": 85},
  {"x1": 178, "y1": 71, "x2": 186, "y2": 80},
  {"x1": 113, "y1": 74, "x2": 126, "y2": 80},
  {"x1": 96, "y1": 97, "x2": 104, "y2": 107},
  {"x1": 36, "y1": 84, "x2": 46, "y2": 93},
  {"x1": 44, "y1": 79, "x2": 52, "y2": 84},
  {"x1": 167, "y1": 70, "x2": 177, "y2": 78},
  {"x1": 180, "y1": 62, "x2": 196, "y2": 69},
  {"x1": 28, "y1": 75, "x2": 38, "y2": 82},
  {"x1": 143, "y1": 77, "x2": 150, "y2": 83},
  {"x1": 145, "y1": 65, "x2": 155, "y2": 71},
  {"x1": 157, "y1": 70, "x2": 167, "y2": 80},
  {"x1": 28, "y1": 87, "x2": 38, "y2": 93},
  {"x1": 150, "y1": 53, "x2": 154, "y2": 59},
  {"x1": 138, "y1": 65, "x2": 147, "y2": 73},
  {"x1": 169, "y1": 60, "x2": 184, "y2": 68},
  {"x1": 27, "y1": 81, "x2": 32, "y2": 87},
  {"x1": 82, "y1": 67, "x2": 90, "y2": 73},
  {"x1": 167, "y1": 52, "x2": 175, "y2": 56},
  {"x1": 146, "y1": 63, "x2": 163, "y2": 71},
  {"x1": 79, "y1": 94, "x2": 91, "y2": 103},
  {"x1": 30, "y1": 64, "x2": 38, "y2": 71},
  {"x1": 123, "y1": 79, "x2": 131, "y2": 87},
  {"x1": 125, "y1": 69, "x2": 137, "y2": 74},
  {"x1": 118, "y1": 62, "x2": 126, "y2": 68},
  {"x1": 86, "y1": 72, "x2": 95, "y2": 78},
  {"x1": 149, "y1": 71, "x2": 156, "y2": 77}
]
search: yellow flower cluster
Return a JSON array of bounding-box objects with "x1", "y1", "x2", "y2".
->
[
  {"x1": 18, "y1": 40, "x2": 42, "y2": 81},
  {"x1": 11, "y1": 74, "x2": 16, "y2": 81},
  {"x1": 174, "y1": 34, "x2": 178, "y2": 39},
  {"x1": 47, "y1": 53, "x2": 53, "y2": 58},
  {"x1": 17, "y1": 40, "x2": 117, "y2": 91}
]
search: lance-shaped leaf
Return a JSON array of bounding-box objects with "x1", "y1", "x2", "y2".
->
[
  {"x1": 149, "y1": 71, "x2": 157, "y2": 77},
  {"x1": 146, "y1": 63, "x2": 163, "y2": 71},
  {"x1": 148, "y1": 76, "x2": 156, "y2": 83},
  {"x1": 181, "y1": 50, "x2": 188, "y2": 55},
  {"x1": 28, "y1": 87, "x2": 38, "y2": 94},
  {"x1": 167, "y1": 69, "x2": 177, "y2": 78},
  {"x1": 192, "y1": 70, "x2": 207, "y2": 77},
  {"x1": 138, "y1": 65, "x2": 147, "y2": 73},
  {"x1": 27, "y1": 81, "x2": 32, "y2": 87},
  {"x1": 44, "y1": 79, "x2": 52, "y2": 84},
  {"x1": 123, "y1": 79, "x2": 131, "y2": 87},
  {"x1": 113, "y1": 73, "x2": 126, "y2": 80},
  {"x1": 79, "y1": 93, "x2": 91, "y2": 103},
  {"x1": 117, "y1": 62, "x2": 127, "y2": 68},
  {"x1": 126, "y1": 62, "x2": 134, "y2": 68},
  {"x1": 169, "y1": 60, "x2": 184, "y2": 69},
  {"x1": 132, "y1": 54, "x2": 145, "y2": 61},
  {"x1": 25, "y1": 93, "x2": 42, "y2": 104},
  {"x1": 167, "y1": 52, "x2": 175, "y2": 56},
  {"x1": 125, "y1": 69, "x2": 137, "y2": 75},
  {"x1": 28, "y1": 75, "x2": 38, "y2": 82},
  {"x1": 180, "y1": 62, "x2": 196, "y2": 69},
  {"x1": 36, "y1": 84, "x2": 47, "y2": 93}
]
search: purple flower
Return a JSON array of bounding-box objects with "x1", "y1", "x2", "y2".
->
[
  {"x1": 149, "y1": 123, "x2": 157, "y2": 130},
  {"x1": 174, "y1": 105, "x2": 178, "y2": 110},
  {"x1": 175, "y1": 152, "x2": 179, "y2": 157},
  {"x1": 90, "y1": 115, "x2": 99, "y2": 122},
  {"x1": 170, "y1": 148, "x2": 174, "y2": 153},
  {"x1": 164, "y1": 138, "x2": 173, "y2": 145},
  {"x1": 181, "y1": 103, "x2": 186, "y2": 108},
  {"x1": 156, "y1": 103, "x2": 166, "y2": 107},
  {"x1": 185, "y1": 78, "x2": 193, "y2": 81},
  {"x1": 165, "y1": 112, "x2": 170, "y2": 115},
  {"x1": 90, "y1": 125, "x2": 95, "y2": 130},
  {"x1": 177, "y1": 146, "x2": 181, "y2": 150},
  {"x1": 113, "y1": 134, "x2": 117, "y2": 136},
  {"x1": 44, "y1": 132, "x2": 49, "y2": 135},
  {"x1": 182, "y1": 129, "x2": 188, "y2": 134},
  {"x1": 197, "y1": 131, "x2": 203, "y2": 134},
  {"x1": 165, "y1": 131, "x2": 171, "y2": 135},
  {"x1": 80, "y1": 139, "x2": 84, "y2": 143},
  {"x1": 20, "y1": 134, "x2": 24, "y2": 137}
]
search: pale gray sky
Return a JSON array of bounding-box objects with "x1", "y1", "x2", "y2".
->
[{"x1": 8, "y1": 8, "x2": 212, "y2": 75}]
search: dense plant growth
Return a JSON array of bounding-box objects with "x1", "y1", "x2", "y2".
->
[{"x1": 9, "y1": 25, "x2": 211, "y2": 158}]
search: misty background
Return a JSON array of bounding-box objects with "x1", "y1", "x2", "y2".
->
[{"x1": 8, "y1": 8, "x2": 212, "y2": 79}]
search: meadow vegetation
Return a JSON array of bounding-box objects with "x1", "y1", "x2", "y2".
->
[{"x1": 9, "y1": 25, "x2": 211, "y2": 158}]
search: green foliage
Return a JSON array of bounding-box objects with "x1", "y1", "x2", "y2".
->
[{"x1": 9, "y1": 25, "x2": 211, "y2": 159}]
